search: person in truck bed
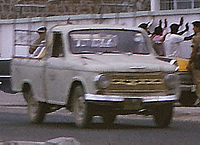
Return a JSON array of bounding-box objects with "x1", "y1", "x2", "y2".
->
[{"x1": 29, "y1": 26, "x2": 47, "y2": 58}]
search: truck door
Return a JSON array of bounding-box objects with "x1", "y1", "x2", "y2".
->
[{"x1": 45, "y1": 32, "x2": 68, "y2": 104}]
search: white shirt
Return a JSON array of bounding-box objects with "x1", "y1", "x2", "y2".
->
[{"x1": 164, "y1": 33, "x2": 184, "y2": 58}]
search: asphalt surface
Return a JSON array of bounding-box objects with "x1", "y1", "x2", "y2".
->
[{"x1": 1, "y1": 91, "x2": 200, "y2": 145}]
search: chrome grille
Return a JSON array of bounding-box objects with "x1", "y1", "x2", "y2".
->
[
  {"x1": 104, "y1": 72, "x2": 167, "y2": 94},
  {"x1": 111, "y1": 78, "x2": 163, "y2": 85}
]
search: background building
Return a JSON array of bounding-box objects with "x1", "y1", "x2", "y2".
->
[
  {"x1": 0, "y1": 0, "x2": 150, "y2": 19},
  {"x1": 0, "y1": 0, "x2": 200, "y2": 58},
  {"x1": 160, "y1": 0, "x2": 200, "y2": 10},
  {"x1": 0, "y1": 0, "x2": 199, "y2": 19}
]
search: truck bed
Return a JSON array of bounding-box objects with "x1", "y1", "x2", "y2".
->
[{"x1": 0, "y1": 58, "x2": 15, "y2": 93}]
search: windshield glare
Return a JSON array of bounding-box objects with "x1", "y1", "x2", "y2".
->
[{"x1": 69, "y1": 29, "x2": 150, "y2": 55}]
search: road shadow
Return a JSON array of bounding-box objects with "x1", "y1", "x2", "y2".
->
[
  {"x1": 0, "y1": 112, "x2": 177, "y2": 130},
  {"x1": 36, "y1": 114, "x2": 174, "y2": 130}
]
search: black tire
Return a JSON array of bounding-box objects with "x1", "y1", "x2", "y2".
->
[
  {"x1": 72, "y1": 86, "x2": 92, "y2": 128},
  {"x1": 24, "y1": 90, "x2": 47, "y2": 124},
  {"x1": 102, "y1": 114, "x2": 116, "y2": 127},
  {"x1": 179, "y1": 91, "x2": 198, "y2": 107},
  {"x1": 153, "y1": 103, "x2": 173, "y2": 128}
]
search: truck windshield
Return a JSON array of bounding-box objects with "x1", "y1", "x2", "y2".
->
[{"x1": 69, "y1": 29, "x2": 150, "y2": 55}]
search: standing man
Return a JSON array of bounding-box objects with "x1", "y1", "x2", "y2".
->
[
  {"x1": 187, "y1": 21, "x2": 200, "y2": 100},
  {"x1": 29, "y1": 26, "x2": 47, "y2": 58},
  {"x1": 164, "y1": 23, "x2": 189, "y2": 58}
]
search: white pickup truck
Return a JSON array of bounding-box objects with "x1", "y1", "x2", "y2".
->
[{"x1": 11, "y1": 24, "x2": 180, "y2": 128}]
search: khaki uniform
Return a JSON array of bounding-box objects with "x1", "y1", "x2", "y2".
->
[{"x1": 188, "y1": 32, "x2": 200, "y2": 98}]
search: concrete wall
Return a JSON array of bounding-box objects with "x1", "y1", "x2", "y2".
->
[{"x1": 0, "y1": 8, "x2": 200, "y2": 58}]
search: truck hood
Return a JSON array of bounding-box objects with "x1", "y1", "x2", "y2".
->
[{"x1": 71, "y1": 54, "x2": 176, "y2": 73}]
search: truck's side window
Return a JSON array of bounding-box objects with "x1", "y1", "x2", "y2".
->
[{"x1": 52, "y1": 32, "x2": 64, "y2": 57}]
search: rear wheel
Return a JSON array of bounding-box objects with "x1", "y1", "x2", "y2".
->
[
  {"x1": 153, "y1": 103, "x2": 173, "y2": 128},
  {"x1": 72, "y1": 86, "x2": 92, "y2": 128},
  {"x1": 24, "y1": 90, "x2": 47, "y2": 123}
]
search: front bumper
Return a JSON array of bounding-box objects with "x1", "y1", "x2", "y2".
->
[
  {"x1": 85, "y1": 94, "x2": 177, "y2": 103},
  {"x1": 180, "y1": 84, "x2": 196, "y2": 92}
]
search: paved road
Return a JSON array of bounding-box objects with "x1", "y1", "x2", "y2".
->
[
  {"x1": 0, "y1": 105, "x2": 200, "y2": 145},
  {"x1": 0, "y1": 91, "x2": 200, "y2": 145}
]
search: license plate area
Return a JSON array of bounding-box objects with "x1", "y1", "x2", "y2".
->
[{"x1": 123, "y1": 98, "x2": 142, "y2": 110}]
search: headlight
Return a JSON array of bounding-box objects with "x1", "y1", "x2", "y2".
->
[
  {"x1": 164, "y1": 74, "x2": 180, "y2": 90},
  {"x1": 94, "y1": 74, "x2": 110, "y2": 89}
]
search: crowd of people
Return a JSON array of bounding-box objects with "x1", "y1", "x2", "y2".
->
[
  {"x1": 138, "y1": 17, "x2": 192, "y2": 58},
  {"x1": 139, "y1": 18, "x2": 200, "y2": 102}
]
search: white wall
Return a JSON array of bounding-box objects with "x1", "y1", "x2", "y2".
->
[
  {"x1": 0, "y1": 24, "x2": 14, "y2": 58},
  {"x1": 0, "y1": 9, "x2": 200, "y2": 58}
]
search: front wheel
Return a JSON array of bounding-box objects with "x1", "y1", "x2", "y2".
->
[
  {"x1": 179, "y1": 91, "x2": 198, "y2": 106},
  {"x1": 24, "y1": 90, "x2": 47, "y2": 124},
  {"x1": 153, "y1": 103, "x2": 173, "y2": 128},
  {"x1": 72, "y1": 86, "x2": 92, "y2": 128},
  {"x1": 102, "y1": 113, "x2": 116, "y2": 127}
]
